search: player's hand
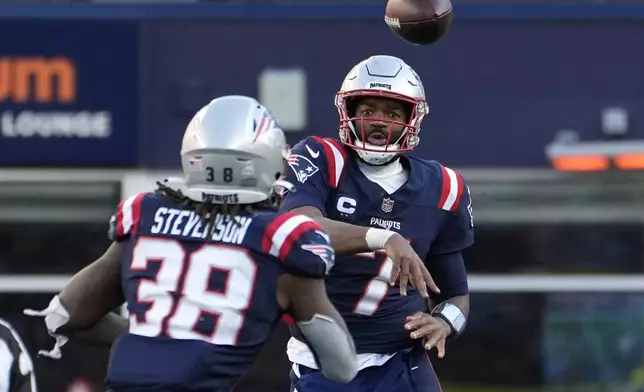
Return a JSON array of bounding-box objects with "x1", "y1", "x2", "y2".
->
[
  {"x1": 384, "y1": 233, "x2": 440, "y2": 298},
  {"x1": 405, "y1": 312, "x2": 451, "y2": 359},
  {"x1": 23, "y1": 295, "x2": 71, "y2": 359}
]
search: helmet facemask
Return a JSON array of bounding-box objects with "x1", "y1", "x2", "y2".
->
[{"x1": 335, "y1": 89, "x2": 428, "y2": 165}]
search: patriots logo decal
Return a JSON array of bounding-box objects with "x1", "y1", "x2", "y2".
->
[
  {"x1": 301, "y1": 243, "x2": 335, "y2": 273},
  {"x1": 287, "y1": 154, "x2": 319, "y2": 184}
]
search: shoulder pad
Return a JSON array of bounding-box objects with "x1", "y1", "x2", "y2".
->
[
  {"x1": 287, "y1": 138, "x2": 325, "y2": 185},
  {"x1": 108, "y1": 192, "x2": 149, "y2": 241},
  {"x1": 309, "y1": 137, "x2": 349, "y2": 189},
  {"x1": 261, "y1": 211, "x2": 334, "y2": 277},
  {"x1": 436, "y1": 163, "x2": 465, "y2": 212}
]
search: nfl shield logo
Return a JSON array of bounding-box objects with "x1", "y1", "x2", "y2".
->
[{"x1": 381, "y1": 198, "x2": 394, "y2": 213}]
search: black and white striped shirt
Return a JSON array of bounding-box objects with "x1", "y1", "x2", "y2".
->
[{"x1": 0, "y1": 319, "x2": 36, "y2": 392}]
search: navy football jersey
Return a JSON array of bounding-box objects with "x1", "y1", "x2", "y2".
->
[
  {"x1": 106, "y1": 192, "x2": 334, "y2": 391},
  {"x1": 280, "y1": 136, "x2": 474, "y2": 354}
]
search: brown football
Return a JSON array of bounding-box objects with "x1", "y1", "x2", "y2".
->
[{"x1": 385, "y1": 0, "x2": 453, "y2": 45}]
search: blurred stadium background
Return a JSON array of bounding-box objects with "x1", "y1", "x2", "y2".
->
[{"x1": 1, "y1": 0, "x2": 644, "y2": 391}]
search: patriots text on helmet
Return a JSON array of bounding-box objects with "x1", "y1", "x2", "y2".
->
[{"x1": 202, "y1": 193, "x2": 239, "y2": 204}]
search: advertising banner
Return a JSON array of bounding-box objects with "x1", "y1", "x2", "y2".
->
[{"x1": 0, "y1": 21, "x2": 139, "y2": 166}]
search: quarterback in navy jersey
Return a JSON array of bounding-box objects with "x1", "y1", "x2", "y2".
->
[
  {"x1": 281, "y1": 55, "x2": 474, "y2": 392},
  {"x1": 24, "y1": 96, "x2": 357, "y2": 391}
]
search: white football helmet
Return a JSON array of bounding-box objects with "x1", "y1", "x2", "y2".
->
[
  {"x1": 175, "y1": 95, "x2": 291, "y2": 204},
  {"x1": 335, "y1": 55, "x2": 429, "y2": 165}
]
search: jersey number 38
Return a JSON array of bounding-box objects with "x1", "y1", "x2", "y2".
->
[{"x1": 128, "y1": 237, "x2": 257, "y2": 346}]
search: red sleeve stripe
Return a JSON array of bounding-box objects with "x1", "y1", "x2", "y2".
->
[
  {"x1": 312, "y1": 137, "x2": 347, "y2": 188},
  {"x1": 261, "y1": 212, "x2": 294, "y2": 254},
  {"x1": 438, "y1": 165, "x2": 464, "y2": 212},
  {"x1": 282, "y1": 314, "x2": 295, "y2": 327},
  {"x1": 324, "y1": 138, "x2": 348, "y2": 161},
  {"x1": 277, "y1": 220, "x2": 322, "y2": 261},
  {"x1": 263, "y1": 214, "x2": 323, "y2": 261},
  {"x1": 116, "y1": 193, "x2": 146, "y2": 237},
  {"x1": 115, "y1": 200, "x2": 126, "y2": 237}
]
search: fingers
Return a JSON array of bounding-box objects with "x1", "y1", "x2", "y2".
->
[
  {"x1": 389, "y1": 258, "x2": 401, "y2": 286},
  {"x1": 425, "y1": 332, "x2": 447, "y2": 359},
  {"x1": 398, "y1": 259, "x2": 411, "y2": 296},
  {"x1": 386, "y1": 240, "x2": 439, "y2": 297},
  {"x1": 405, "y1": 312, "x2": 424, "y2": 322},
  {"x1": 404, "y1": 313, "x2": 435, "y2": 330},
  {"x1": 427, "y1": 280, "x2": 441, "y2": 295},
  {"x1": 435, "y1": 338, "x2": 447, "y2": 359},
  {"x1": 409, "y1": 324, "x2": 441, "y2": 340},
  {"x1": 425, "y1": 333, "x2": 445, "y2": 351},
  {"x1": 423, "y1": 268, "x2": 441, "y2": 294},
  {"x1": 405, "y1": 313, "x2": 449, "y2": 358},
  {"x1": 392, "y1": 256, "x2": 427, "y2": 298},
  {"x1": 411, "y1": 259, "x2": 429, "y2": 298},
  {"x1": 405, "y1": 318, "x2": 448, "y2": 358}
]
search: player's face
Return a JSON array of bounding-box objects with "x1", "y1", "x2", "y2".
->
[{"x1": 353, "y1": 97, "x2": 408, "y2": 147}]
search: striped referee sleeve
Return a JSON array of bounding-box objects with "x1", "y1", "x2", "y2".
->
[{"x1": 0, "y1": 319, "x2": 36, "y2": 392}]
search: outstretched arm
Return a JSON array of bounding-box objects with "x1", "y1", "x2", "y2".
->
[
  {"x1": 280, "y1": 139, "x2": 397, "y2": 255},
  {"x1": 25, "y1": 242, "x2": 129, "y2": 351},
  {"x1": 290, "y1": 206, "x2": 439, "y2": 296},
  {"x1": 290, "y1": 206, "x2": 375, "y2": 254},
  {"x1": 68, "y1": 312, "x2": 129, "y2": 347},
  {"x1": 58, "y1": 242, "x2": 129, "y2": 346},
  {"x1": 277, "y1": 274, "x2": 357, "y2": 384},
  {"x1": 26, "y1": 193, "x2": 151, "y2": 352},
  {"x1": 58, "y1": 242, "x2": 125, "y2": 330}
]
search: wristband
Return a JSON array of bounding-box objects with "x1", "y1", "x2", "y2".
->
[
  {"x1": 432, "y1": 302, "x2": 467, "y2": 337},
  {"x1": 365, "y1": 228, "x2": 396, "y2": 250}
]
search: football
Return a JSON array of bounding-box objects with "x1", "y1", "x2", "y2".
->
[{"x1": 385, "y1": 0, "x2": 453, "y2": 45}]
